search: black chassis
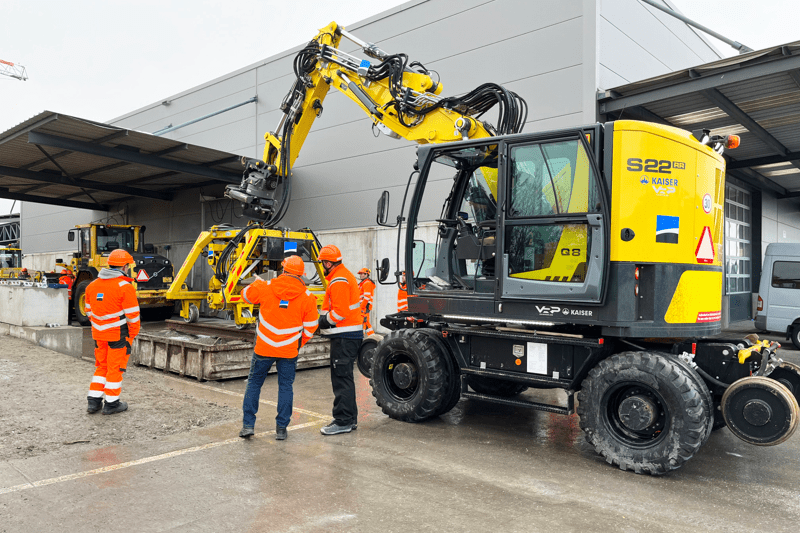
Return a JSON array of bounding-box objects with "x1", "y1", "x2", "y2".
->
[{"x1": 380, "y1": 313, "x2": 758, "y2": 413}]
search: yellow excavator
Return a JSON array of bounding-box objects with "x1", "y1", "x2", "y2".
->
[
  {"x1": 166, "y1": 22, "x2": 799, "y2": 474},
  {"x1": 167, "y1": 21, "x2": 526, "y2": 328}
]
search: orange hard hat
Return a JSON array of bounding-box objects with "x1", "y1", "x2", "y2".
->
[
  {"x1": 358, "y1": 268, "x2": 371, "y2": 276},
  {"x1": 61, "y1": 268, "x2": 68, "y2": 275},
  {"x1": 281, "y1": 255, "x2": 305, "y2": 277},
  {"x1": 318, "y1": 245, "x2": 342, "y2": 262},
  {"x1": 108, "y1": 249, "x2": 135, "y2": 266},
  {"x1": 21, "y1": 268, "x2": 28, "y2": 272}
]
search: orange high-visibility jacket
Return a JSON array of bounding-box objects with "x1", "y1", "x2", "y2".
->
[
  {"x1": 359, "y1": 278, "x2": 375, "y2": 313},
  {"x1": 84, "y1": 269, "x2": 141, "y2": 341},
  {"x1": 321, "y1": 263, "x2": 362, "y2": 335},
  {"x1": 242, "y1": 274, "x2": 319, "y2": 358},
  {"x1": 397, "y1": 283, "x2": 408, "y2": 311}
]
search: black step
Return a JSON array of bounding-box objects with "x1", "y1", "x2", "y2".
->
[{"x1": 462, "y1": 391, "x2": 574, "y2": 415}]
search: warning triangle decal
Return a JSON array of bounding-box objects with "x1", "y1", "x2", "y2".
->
[
  {"x1": 695, "y1": 226, "x2": 715, "y2": 264},
  {"x1": 136, "y1": 269, "x2": 150, "y2": 282}
]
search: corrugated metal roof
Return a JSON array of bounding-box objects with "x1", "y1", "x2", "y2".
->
[
  {"x1": 0, "y1": 111, "x2": 245, "y2": 211},
  {"x1": 598, "y1": 41, "x2": 800, "y2": 198}
]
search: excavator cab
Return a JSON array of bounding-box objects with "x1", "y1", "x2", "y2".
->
[{"x1": 399, "y1": 124, "x2": 608, "y2": 310}]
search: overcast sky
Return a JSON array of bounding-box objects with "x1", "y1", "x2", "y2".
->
[{"x1": 2, "y1": 0, "x2": 799, "y2": 215}]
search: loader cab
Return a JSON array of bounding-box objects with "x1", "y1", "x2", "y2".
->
[{"x1": 403, "y1": 126, "x2": 608, "y2": 311}]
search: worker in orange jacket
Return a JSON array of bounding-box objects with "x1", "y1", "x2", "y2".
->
[
  {"x1": 58, "y1": 268, "x2": 75, "y2": 299},
  {"x1": 85, "y1": 249, "x2": 140, "y2": 415},
  {"x1": 357, "y1": 267, "x2": 375, "y2": 336},
  {"x1": 397, "y1": 271, "x2": 408, "y2": 312},
  {"x1": 317, "y1": 244, "x2": 363, "y2": 435},
  {"x1": 239, "y1": 255, "x2": 319, "y2": 440}
]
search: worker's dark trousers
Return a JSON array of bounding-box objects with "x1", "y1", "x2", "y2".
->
[{"x1": 329, "y1": 337, "x2": 361, "y2": 425}]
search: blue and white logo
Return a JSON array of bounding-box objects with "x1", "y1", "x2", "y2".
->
[
  {"x1": 656, "y1": 215, "x2": 679, "y2": 244},
  {"x1": 284, "y1": 242, "x2": 298, "y2": 254}
]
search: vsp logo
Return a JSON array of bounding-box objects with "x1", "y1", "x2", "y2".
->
[
  {"x1": 652, "y1": 184, "x2": 676, "y2": 196},
  {"x1": 536, "y1": 305, "x2": 570, "y2": 316}
]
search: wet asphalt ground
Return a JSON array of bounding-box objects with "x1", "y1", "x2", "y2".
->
[{"x1": 1, "y1": 321, "x2": 799, "y2": 533}]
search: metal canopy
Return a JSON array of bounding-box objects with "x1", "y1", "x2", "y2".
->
[
  {"x1": 598, "y1": 41, "x2": 800, "y2": 198},
  {"x1": 0, "y1": 111, "x2": 245, "y2": 211}
]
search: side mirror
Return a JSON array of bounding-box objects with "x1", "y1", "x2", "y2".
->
[
  {"x1": 377, "y1": 190, "x2": 390, "y2": 226},
  {"x1": 376, "y1": 258, "x2": 390, "y2": 283},
  {"x1": 67, "y1": 231, "x2": 75, "y2": 242}
]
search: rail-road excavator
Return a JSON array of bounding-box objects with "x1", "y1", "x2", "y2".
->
[{"x1": 167, "y1": 22, "x2": 799, "y2": 474}]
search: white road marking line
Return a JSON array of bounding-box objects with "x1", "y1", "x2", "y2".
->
[
  {"x1": 0, "y1": 420, "x2": 324, "y2": 496},
  {"x1": 157, "y1": 373, "x2": 329, "y2": 419}
]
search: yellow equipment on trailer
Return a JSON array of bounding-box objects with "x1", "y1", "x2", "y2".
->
[{"x1": 166, "y1": 226, "x2": 327, "y2": 328}]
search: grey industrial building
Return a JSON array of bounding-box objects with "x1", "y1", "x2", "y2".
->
[{"x1": 3, "y1": 0, "x2": 799, "y2": 326}]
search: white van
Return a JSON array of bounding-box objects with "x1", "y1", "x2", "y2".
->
[{"x1": 755, "y1": 243, "x2": 800, "y2": 349}]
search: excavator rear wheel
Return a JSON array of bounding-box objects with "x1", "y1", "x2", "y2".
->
[{"x1": 577, "y1": 351, "x2": 709, "y2": 475}]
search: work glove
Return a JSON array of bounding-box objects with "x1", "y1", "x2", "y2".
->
[{"x1": 318, "y1": 313, "x2": 337, "y2": 329}]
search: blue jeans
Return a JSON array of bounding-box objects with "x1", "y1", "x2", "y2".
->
[{"x1": 242, "y1": 353, "x2": 297, "y2": 429}]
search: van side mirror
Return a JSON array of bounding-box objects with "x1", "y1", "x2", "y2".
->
[
  {"x1": 377, "y1": 191, "x2": 390, "y2": 226},
  {"x1": 376, "y1": 258, "x2": 390, "y2": 283},
  {"x1": 67, "y1": 231, "x2": 75, "y2": 242}
]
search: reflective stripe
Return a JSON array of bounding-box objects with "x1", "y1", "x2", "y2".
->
[
  {"x1": 303, "y1": 328, "x2": 316, "y2": 337},
  {"x1": 329, "y1": 324, "x2": 363, "y2": 333},
  {"x1": 242, "y1": 287, "x2": 253, "y2": 304},
  {"x1": 127, "y1": 315, "x2": 140, "y2": 323},
  {"x1": 397, "y1": 298, "x2": 407, "y2": 303},
  {"x1": 89, "y1": 310, "x2": 124, "y2": 320},
  {"x1": 91, "y1": 376, "x2": 107, "y2": 384},
  {"x1": 90, "y1": 319, "x2": 127, "y2": 331},
  {"x1": 87, "y1": 390, "x2": 104, "y2": 398},
  {"x1": 122, "y1": 306, "x2": 140, "y2": 314},
  {"x1": 329, "y1": 278, "x2": 347, "y2": 286},
  {"x1": 104, "y1": 394, "x2": 120, "y2": 402},
  {"x1": 303, "y1": 320, "x2": 318, "y2": 327},
  {"x1": 305, "y1": 290, "x2": 312, "y2": 296},
  {"x1": 85, "y1": 304, "x2": 91, "y2": 309},
  {"x1": 256, "y1": 328, "x2": 303, "y2": 347},
  {"x1": 258, "y1": 315, "x2": 303, "y2": 335},
  {"x1": 105, "y1": 381, "x2": 122, "y2": 389},
  {"x1": 118, "y1": 281, "x2": 129, "y2": 287},
  {"x1": 349, "y1": 302, "x2": 360, "y2": 310},
  {"x1": 330, "y1": 309, "x2": 344, "y2": 322}
]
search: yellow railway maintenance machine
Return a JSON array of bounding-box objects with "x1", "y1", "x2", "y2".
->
[
  {"x1": 166, "y1": 226, "x2": 327, "y2": 327},
  {"x1": 0, "y1": 246, "x2": 23, "y2": 278},
  {"x1": 373, "y1": 120, "x2": 800, "y2": 474}
]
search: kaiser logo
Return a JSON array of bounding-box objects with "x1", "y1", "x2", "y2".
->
[{"x1": 640, "y1": 176, "x2": 649, "y2": 184}]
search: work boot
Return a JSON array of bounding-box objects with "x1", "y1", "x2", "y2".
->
[
  {"x1": 320, "y1": 421, "x2": 354, "y2": 435},
  {"x1": 87, "y1": 397, "x2": 103, "y2": 414},
  {"x1": 102, "y1": 400, "x2": 128, "y2": 415},
  {"x1": 275, "y1": 426, "x2": 287, "y2": 440},
  {"x1": 239, "y1": 426, "x2": 255, "y2": 438}
]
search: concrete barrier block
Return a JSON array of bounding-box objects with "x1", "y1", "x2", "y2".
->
[{"x1": 0, "y1": 285, "x2": 69, "y2": 327}]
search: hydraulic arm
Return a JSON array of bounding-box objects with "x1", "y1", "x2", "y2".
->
[{"x1": 224, "y1": 21, "x2": 527, "y2": 225}]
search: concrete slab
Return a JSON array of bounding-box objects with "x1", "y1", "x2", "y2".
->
[
  {"x1": 0, "y1": 323, "x2": 82, "y2": 358},
  {"x1": 1, "y1": 332, "x2": 799, "y2": 532}
]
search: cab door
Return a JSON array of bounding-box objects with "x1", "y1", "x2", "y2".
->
[{"x1": 499, "y1": 131, "x2": 607, "y2": 303}]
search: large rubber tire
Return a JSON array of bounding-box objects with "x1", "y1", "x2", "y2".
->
[
  {"x1": 466, "y1": 375, "x2": 529, "y2": 398},
  {"x1": 791, "y1": 324, "x2": 800, "y2": 351},
  {"x1": 357, "y1": 338, "x2": 379, "y2": 378},
  {"x1": 74, "y1": 280, "x2": 92, "y2": 326},
  {"x1": 666, "y1": 352, "x2": 714, "y2": 443},
  {"x1": 416, "y1": 329, "x2": 461, "y2": 416},
  {"x1": 577, "y1": 351, "x2": 710, "y2": 475},
  {"x1": 370, "y1": 330, "x2": 447, "y2": 422}
]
